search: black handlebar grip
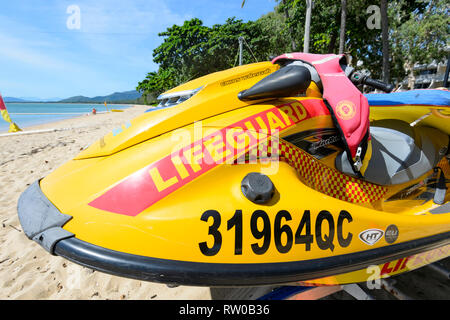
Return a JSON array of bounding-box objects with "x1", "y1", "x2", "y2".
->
[{"x1": 363, "y1": 77, "x2": 394, "y2": 93}]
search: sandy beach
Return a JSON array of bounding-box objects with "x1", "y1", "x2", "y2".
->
[{"x1": 0, "y1": 105, "x2": 212, "y2": 299}]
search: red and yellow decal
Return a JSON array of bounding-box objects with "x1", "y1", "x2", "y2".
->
[
  {"x1": 89, "y1": 99, "x2": 329, "y2": 216},
  {"x1": 381, "y1": 244, "x2": 450, "y2": 276},
  {"x1": 335, "y1": 100, "x2": 356, "y2": 121},
  {"x1": 298, "y1": 244, "x2": 450, "y2": 286},
  {"x1": 437, "y1": 156, "x2": 450, "y2": 176}
]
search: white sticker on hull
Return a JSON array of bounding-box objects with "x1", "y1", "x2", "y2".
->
[{"x1": 359, "y1": 229, "x2": 384, "y2": 245}]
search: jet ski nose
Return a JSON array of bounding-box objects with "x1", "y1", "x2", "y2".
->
[{"x1": 17, "y1": 180, "x2": 74, "y2": 254}]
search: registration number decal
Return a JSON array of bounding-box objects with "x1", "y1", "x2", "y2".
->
[{"x1": 199, "y1": 209, "x2": 353, "y2": 256}]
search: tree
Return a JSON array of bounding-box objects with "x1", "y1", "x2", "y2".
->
[
  {"x1": 137, "y1": 17, "x2": 272, "y2": 102},
  {"x1": 138, "y1": 0, "x2": 449, "y2": 100},
  {"x1": 304, "y1": 0, "x2": 312, "y2": 52},
  {"x1": 256, "y1": 10, "x2": 292, "y2": 56},
  {"x1": 380, "y1": 0, "x2": 390, "y2": 82},
  {"x1": 390, "y1": 0, "x2": 449, "y2": 87},
  {"x1": 152, "y1": 18, "x2": 211, "y2": 82},
  {"x1": 137, "y1": 68, "x2": 179, "y2": 104},
  {"x1": 282, "y1": 0, "x2": 297, "y2": 51},
  {"x1": 242, "y1": 0, "x2": 296, "y2": 52},
  {"x1": 339, "y1": 0, "x2": 347, "y2": 54}
]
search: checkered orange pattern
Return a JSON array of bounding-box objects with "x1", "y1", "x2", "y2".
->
[
  {"x1": 277, "y1": 139, "x2": 387, "y2": 203},
  {"x1": 437, "y1": 156, "x2": 450, "y2": 176}
]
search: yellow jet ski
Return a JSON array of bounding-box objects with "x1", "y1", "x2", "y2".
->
[{"x1": 18, "y1": 53, "x2": 450, "y2": 287}]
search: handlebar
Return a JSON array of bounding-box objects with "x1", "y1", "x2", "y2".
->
[
  {"x1": 350, "y1": 71, "x2": 394, "y2": 93},
  {"x1": 362, "y1": 77, "x2": 394, "y2": 93}
]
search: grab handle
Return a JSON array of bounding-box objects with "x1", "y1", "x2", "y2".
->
[{"x1": 362, "y1": 77, "x2": 394, "y2": 93}]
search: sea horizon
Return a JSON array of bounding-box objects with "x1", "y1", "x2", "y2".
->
[{"x1": 0, "y1": 102, "x2": 131, "y2": 133}]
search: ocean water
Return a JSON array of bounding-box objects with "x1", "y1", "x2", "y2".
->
[{"x1": 0, "y1": 103, "x2": 130, "y2": 133}]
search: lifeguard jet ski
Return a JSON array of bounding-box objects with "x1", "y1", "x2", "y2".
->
[{"x1": 18, "y1": 53, "x2": 450, "y2": 287}]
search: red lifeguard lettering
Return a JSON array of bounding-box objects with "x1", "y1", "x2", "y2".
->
[
  {"x1": 203, "y1": 133, "x2": 230, "y2": 163},
  {"x1": 183, "y1": 143, "x2": 203, "y2": 172},
  {"x1": 88, "y1": 99, "x2": 327, "y2": 216},
  {"x1": 266, "y1": 111, "x2": 287, "y2": 130},
  {"x1": 291, "y1": 101, "x2": 308, "y2": 121},
  {"x1": 149, "y1": 167, "x2": 178, "y2": 192}
]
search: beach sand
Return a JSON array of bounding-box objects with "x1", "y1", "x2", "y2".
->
[{"x1": 0, "y1": 105, "x2": 212, "y2": 299}]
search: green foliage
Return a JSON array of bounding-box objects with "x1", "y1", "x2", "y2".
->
[
  {"x1": 137, "y1": 17, "x2": 274, "y2": 102},
  {"x1": 138, "y1": 0, "x2": 449, "y2": 100},
  {"x1": 256, "y1": 9, "x2": 293, "y2": 55},
  {"x1": 137, "y1": 68, "x2": 178, "y2": 104},
  {"x1": 390, "y1": 0, "x2": 449, "y2": 81},
  {"x1": 270, "y1": 0, "x2": 447, "y2": 82},
  {"x1": 279, "y1": 0, "x2": 341, "y2": 53}
]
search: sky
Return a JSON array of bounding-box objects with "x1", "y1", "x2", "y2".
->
[{"x1": 0, "y1": 0, "x2": 277, "y2": 100}]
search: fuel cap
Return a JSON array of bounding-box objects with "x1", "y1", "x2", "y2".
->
[{"x1": 241, "y1": 172, "x2": 274, "y2": 204}]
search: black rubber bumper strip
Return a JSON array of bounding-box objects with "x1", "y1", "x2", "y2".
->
[{"x1": 54, "y1": 232, "x2": 450, "y2": 287}]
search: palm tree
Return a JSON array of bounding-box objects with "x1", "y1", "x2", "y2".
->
[
  {"x1": 338, "y1": 0, "x2": 347, "y2": 54},
  {"x1": 304, "y1": 0, "x2": 312, "y2": 53},
  {"x1": 380, "y1": 0, "x2": 390, "y2": 82}
]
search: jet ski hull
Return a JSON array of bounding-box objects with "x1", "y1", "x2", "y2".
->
[
  {"x1": 18, "y1": 180, "x2": 450, "y2": 286},
  {"x1": 17, "y1": 62, "x2": 450, "y2": 287}
]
